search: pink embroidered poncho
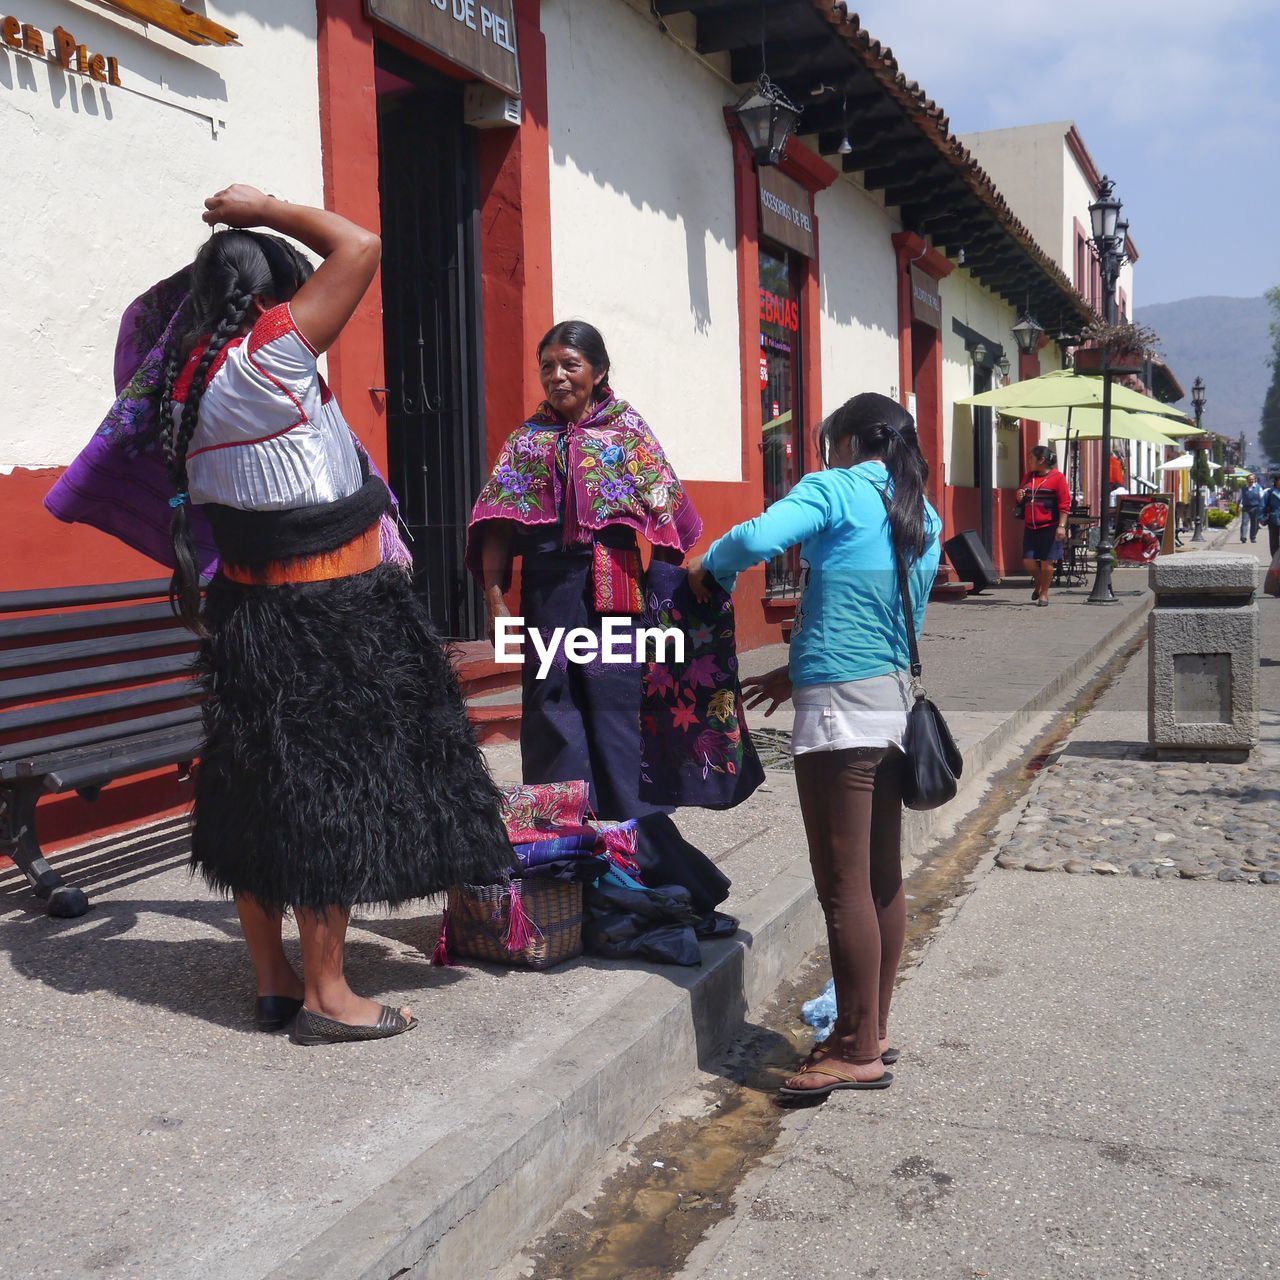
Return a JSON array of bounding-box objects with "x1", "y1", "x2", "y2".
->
[{"x1": 465, "y1": 396, "x2": 702, "y2": 583}]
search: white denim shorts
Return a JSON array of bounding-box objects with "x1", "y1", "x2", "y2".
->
[{"x1": 791, "y1": 670, "x2": 912, "y2": 757}]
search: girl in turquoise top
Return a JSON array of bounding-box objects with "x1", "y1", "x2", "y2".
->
[{"x1": 691, "y1": 393, "x2": 941, "y2": 1098}]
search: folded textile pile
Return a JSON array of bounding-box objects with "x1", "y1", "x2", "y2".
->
[{"x1": 436, "y1": 781, "x2": 724, "y2": 969}]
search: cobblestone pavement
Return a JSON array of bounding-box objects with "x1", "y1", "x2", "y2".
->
[{"x1": 995, "y1": 539, "x2": 1279, "y2": 884}]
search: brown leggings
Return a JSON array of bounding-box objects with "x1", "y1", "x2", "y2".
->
[{"x1": 794, "y1": 746, "x2": 906, "y2": 1065}]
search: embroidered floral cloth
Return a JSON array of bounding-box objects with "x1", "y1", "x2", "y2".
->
[
  {"x1": 638, "y1": 560, "x2": 766, "y2": 810},
  {"x1": 500, "y1": 783, "x2": 642, "y2": 878},
  {"x1": 465, "y1": 396, "x2": 702, "y2": 586},
  {"x1": 44, "y1": 267, "x2": 410, "y2": 572},
  {"x1": 499, "y1": 780, "x2": 592, "y2": 843}
]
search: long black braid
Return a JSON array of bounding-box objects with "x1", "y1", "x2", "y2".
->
[{"x1": 157, "y1": 230, "x2": 313, "y2": 631}]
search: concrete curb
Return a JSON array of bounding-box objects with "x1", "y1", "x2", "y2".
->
[{"x1": 269, "y1": 594, "x2": 1154, "y2": 1280}]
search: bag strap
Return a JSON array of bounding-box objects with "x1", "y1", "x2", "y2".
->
[{"x1": 876, "y1": 487, "x2": 922, "y2": 683}]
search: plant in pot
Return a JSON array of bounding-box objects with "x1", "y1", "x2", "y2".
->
[{"x1": 1071, "y1": 318, "x2": 1161, "y2": 376}]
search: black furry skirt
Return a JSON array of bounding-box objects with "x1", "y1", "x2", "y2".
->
[{"x1": 191, "y1": 564, "x2": 513, "y2": 912}]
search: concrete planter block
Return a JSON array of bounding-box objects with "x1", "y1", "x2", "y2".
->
[
  {"x1": 1148, "y1": 553, "x2": 1259, "y2": 756},
  {"x1": 1149, "y1": 551, "x2": 1260, "y2": 598}
]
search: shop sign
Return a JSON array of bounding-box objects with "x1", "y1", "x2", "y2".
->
[
  {"x1": 366, "y1": 0, "x2": 520, "y2": 96},
  {"x1": 1, "y1": 14, "x2": 121, "y2": 84},
  {"x1": 759, "y1": 287, "x2": 800, "y2": 332},
  {"x1": 759, "y1": 355, "x2": 769, "y2": 388},
  {"x1": 758, "y1": 166, "x2": 814, "y2": 259},
  {"x1": 909, "y1": 265, "x2": 942, "y2": 330}
]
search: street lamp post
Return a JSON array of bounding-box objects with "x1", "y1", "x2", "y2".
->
[
  {"x1": 1086, "y1": 177, "x2": 1128, "y2": 606},
  {"x1": 1189, "y1": 376, "x2": 1208, "y2": 542}
]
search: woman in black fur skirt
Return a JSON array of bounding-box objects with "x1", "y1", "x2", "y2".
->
[{"x1": 160, "y1": 185, "x2": 511, "y2": 1043}]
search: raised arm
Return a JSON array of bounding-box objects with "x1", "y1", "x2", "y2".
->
[{"x1": 202, "y1": 184, "x2": 381, "y2": 354}]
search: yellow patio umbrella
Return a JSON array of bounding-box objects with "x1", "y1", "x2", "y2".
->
[
  {"x1": 957, "y1": 368, "x2": 1192, "y2": 421},
  {"x1": 1013, "y1": 406, "x2": 1201, "y2": 446}
]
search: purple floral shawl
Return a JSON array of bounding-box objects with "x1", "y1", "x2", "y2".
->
[
  {"x1": 45, "y1": 268, "x2": 411, "y2": 573},
  {"x1": 465, "y1": 396, "x2": 702, "y2": 583}
]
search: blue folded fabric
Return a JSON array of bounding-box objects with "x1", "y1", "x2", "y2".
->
[{"x1": 512, "y1": 833, "x2": 600, "y2": 868}]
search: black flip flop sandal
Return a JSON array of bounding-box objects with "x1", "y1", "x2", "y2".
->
[
  {"x1": 291, "y1": 1005, "x2": 418, "y2": 1046},
  {"x1": 778, "y1": 1066, "x2": 893, "y2": 1100},
  {"x1": 799, "y1": 1045, "x2": 899, "y2": 1069},
  {"x1": 256, "y1": 995, "x2": 304, "y2": 1033}
]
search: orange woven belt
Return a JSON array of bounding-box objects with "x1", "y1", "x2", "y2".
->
[{"x1": 221, "y1": 523, "x2": 382, "y2": 587}]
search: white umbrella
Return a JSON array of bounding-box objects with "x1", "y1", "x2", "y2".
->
[{"x1": 1157, "y1": 455, "x2": 1219, "y2": 473}]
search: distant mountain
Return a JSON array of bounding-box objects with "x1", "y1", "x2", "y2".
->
[{"x1": 1135, "y1": 295, "x2": 1273, "y2": 465}]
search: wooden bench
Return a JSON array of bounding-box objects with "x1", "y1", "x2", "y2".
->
[{"x1": 0, "y1": 580, "x2": 203, "y2": 918}]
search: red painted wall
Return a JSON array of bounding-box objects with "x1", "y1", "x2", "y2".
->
[{"x1": 0, "y1": 469, "x2": 162, "y2": 593}]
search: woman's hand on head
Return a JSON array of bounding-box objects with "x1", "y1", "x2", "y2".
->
[
  {"x1": 740, "y1": 665, "x2": 792, "y2": 717},
  {"x1": 202, "y1": 184, "x2": 271, "y2": 229}
]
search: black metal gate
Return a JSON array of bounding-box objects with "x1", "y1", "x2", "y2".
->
[{"x1": 375, "y1": 44, "x2": 485, "y2": 640}]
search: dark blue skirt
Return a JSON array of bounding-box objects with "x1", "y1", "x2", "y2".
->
[
  {"x1": 517, "y1": 535, "x2": 730, "y2": 915},
  {"x1": 1023, "y1": 525, "x2": 1064, "y2": 562}
]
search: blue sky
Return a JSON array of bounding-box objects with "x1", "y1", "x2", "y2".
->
[{"x1": 852, "y1": 1, "x2": 1280, "y2": 306}]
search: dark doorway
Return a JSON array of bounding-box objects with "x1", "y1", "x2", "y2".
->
[
  {"x1": 972, "y1": 364, "x2": 994, "y2": 554},
  {"x1": 375, "y1": 43, "x2": 485, "y2": 640}
]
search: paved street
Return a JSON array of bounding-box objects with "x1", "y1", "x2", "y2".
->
[
  {"x1": 676, "y1": 534, "x2": 1280, "y2": 1280},
  {"x1": 0, "y1": 565, "x2": 1156, "y2": 1280}
]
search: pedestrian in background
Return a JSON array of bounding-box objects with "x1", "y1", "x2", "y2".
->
[
  {"x1": 1263, "y1": 475, "x2": 1280, "y2": 558},
  {"x1": 1016, "y1": 445, "x2": 1070, "y2": 606},
  {"x1": 1240, "y1": 474, "x2": 1263, "y2": 544},
  {"x1": 690, "y1": 393, "x2": 942, "y2": 1098}
]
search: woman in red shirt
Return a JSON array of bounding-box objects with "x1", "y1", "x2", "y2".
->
[{"x1": 1016, "y1": 445, "x2": 1070, "y2": 606}]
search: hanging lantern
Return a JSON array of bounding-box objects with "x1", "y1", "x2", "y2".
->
[
  {"x1": 1011, "y1": 312, "x2": 1045, "y2": 357},
  {"x1": 732, "y1": 74, "x2": 802, "y2": 167}
]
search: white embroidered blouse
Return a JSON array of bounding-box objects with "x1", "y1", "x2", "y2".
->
[{"x1": 175, "y1": 303, "x2": 363, "y2": 511}]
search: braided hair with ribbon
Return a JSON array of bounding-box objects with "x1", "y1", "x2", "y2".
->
[{"x1": 156, "y1": 230, "x2": 313, "y2": 629}]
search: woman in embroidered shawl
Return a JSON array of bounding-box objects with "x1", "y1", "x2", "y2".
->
[{"x1": 466, "y1": 322, "x2": 733, "y2": 927}]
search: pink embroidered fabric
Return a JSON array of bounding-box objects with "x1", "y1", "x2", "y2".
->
[
  {"x1": 465, "y1": 396, "x2": 702, "y2": 585},
  {"x1": 499, "y1": 781, "x2": 591, "y2": 844}
]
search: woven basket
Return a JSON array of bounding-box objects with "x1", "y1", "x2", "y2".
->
[{"x1": 444, "y1": 878, "x2": 583, "y2": 970}]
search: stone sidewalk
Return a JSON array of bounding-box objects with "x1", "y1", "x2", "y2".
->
[
  {"x1": 679, "y1": 537, "x2": 1279, "y2": 1280},
  {"x1": 0, "y1": 565, "x2": 1160, "y2": 1280}
]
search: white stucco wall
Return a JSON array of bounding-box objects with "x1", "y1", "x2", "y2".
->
[
  {"x1": 1061, "y1": 140, "x2": 1098, "y2": 286},
  {"x1": 542, "y1": 0, "x2": 741, "y2": 482},
  {"x1": 959, "y1": 123, "x2": 1069, "y2": 276},
  {"x1": 815, "y1": 178, "x2": 900, "y2": 415},
  {"x1": 0, "y1": 1, "x2": 324, "y2": 470}
]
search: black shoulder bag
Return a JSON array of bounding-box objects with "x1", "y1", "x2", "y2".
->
[{"x1": 879, "y1": 492, "x2": 963, "y2": 810}]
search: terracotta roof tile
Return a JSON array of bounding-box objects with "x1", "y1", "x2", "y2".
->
[{"x1": 811, "y1": 0, "x2": 1091, "y2": 323}]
